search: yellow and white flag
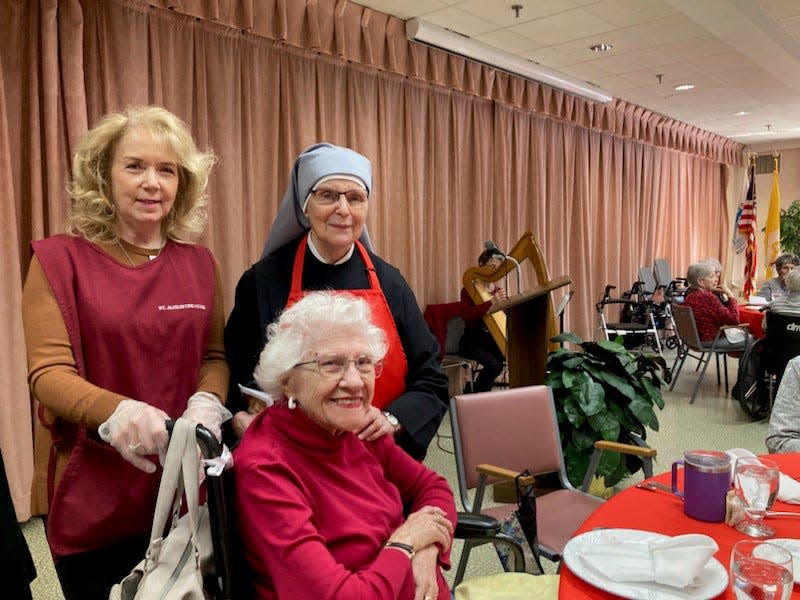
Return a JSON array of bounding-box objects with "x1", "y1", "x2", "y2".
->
[{"x1": 765, "y1": 157, "x2": 781, "y2": 278}]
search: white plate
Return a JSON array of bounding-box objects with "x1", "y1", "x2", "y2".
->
[
  {"x1": 767, "y1": 538, "x2": 800, "y2": 583},
  {"x1": 563, "y1": 528, "x2": 729, "y2": 600}
]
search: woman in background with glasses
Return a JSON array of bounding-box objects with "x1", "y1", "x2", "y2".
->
[
  {"x1": 234, "y1": 292, "x2": 455, "y2": 600},
  {"x1": 225, "y1": 143, "x2": 448, "y2": 460}
]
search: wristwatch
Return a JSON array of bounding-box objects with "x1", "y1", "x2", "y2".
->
[{"x1": 382, "y1": 410, "x2": 401, "y2": 433}]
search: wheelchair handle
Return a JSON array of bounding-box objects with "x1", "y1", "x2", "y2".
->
[{"x1": 165, "y1": 419, "x2": 222, "y2": 461}]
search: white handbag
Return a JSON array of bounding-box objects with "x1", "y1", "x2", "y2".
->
[{"x1": 110, "y1": 418, "x2": 214, "y2": 600}]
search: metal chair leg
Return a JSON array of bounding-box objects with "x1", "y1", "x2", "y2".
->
[
  {"x1": 670, "y1": 350, "x2": 688, "y2": 391},
  {"x1": 723, "y1": 354, "x2": 729, "y2": 393},
  {"x1": 690, "y1": 352, "x2": 712, "y2": 404},
  {"x1": 453, "y1": 539, "x2": 475, "y2": 588}
]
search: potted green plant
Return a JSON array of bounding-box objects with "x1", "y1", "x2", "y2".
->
[
  {"x1": 545, "y1": 333, "x2": 668, "y2": 488},
  {"x1": 780, "y1": 201, "x2": 800, "y2": 256}
]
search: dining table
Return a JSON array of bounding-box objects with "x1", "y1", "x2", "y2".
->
[
  {"x1": 558, "y1": 452, "x2": 800, "y2": 599},
  {"x1": 738, "y1": 304, "x2": 767, "y2": 339}
]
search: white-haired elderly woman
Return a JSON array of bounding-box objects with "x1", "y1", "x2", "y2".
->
[
  {"x1": 234, "y1": 292, "x2": 456, "y2": 600},
  {"x1": 225, "y1": 143, "x2": 448, "y2": 460},
  {"x1": 682, "y1": 259, "x2": 741, "y2": 343}
]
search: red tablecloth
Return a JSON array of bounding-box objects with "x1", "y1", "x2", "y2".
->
[
  {"x1": 559, "y1": 453, "x2": 800, "y2": 599},
  {"x1": 739, "y1": 305, "x2": 766, "y2": 339}
]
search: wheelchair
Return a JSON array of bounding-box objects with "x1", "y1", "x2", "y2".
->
[
  {"x1": 734, "y1": 311, "x2": 800, "y2": 420},
  {"x1": 174, "y1": 424, "x2": 528, "y2": 599}
]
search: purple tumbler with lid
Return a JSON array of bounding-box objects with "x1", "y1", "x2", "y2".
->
[{"x1": 671, "y1": 450, "x2": 731, "y2": 522}]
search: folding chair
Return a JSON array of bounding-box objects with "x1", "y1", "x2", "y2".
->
[
  {"x1": 669, "y1": 304, "x2": 750, "y2": 404},
  {"x1": 653, "y1": 258, "x2": 673, "y2": 288},
  {"x1": 449, "y1": 385, "x2": 656, "y2": 587},
  {"x1": 423, "y1": 302, "x2": 481, "y2": 395},
  {"x1": 637, "y1": 266, "x2": 658, "y2": 295}
]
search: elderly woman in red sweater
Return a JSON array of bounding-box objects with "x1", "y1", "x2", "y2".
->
[
  {"x1": 682, "y1": 259, "x2": 743, "y2": 345},
  {"x1": 234, "y1": 291, "x2": 456, "y2": 600}
]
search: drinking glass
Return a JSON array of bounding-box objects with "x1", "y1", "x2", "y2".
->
[
  {"x1": 733, "y1": 456, "x2": 780, "y2": 538},
  {"x1": 730, "y1": 539, "x2": 793, "y2": 600}
]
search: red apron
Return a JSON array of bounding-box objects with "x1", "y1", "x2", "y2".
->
[{"x1": 286, "y1": 236, "x2": 407, "y2": 409}]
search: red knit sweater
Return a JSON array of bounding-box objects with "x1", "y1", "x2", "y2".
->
[
  {"x1": 234, "y1": 405, "x2": 456, "y2": 599},
  {"x1": 682, "y1": 288, "x2": 740, "y2": 342}
]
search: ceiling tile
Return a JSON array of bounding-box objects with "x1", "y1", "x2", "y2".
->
[
  {"x1": 420, "y1": 6, "x2": 499, "y2": 36},
  {"x1": 509, "y1": 8, "x2": 616, "y2": 46},
  {"x1": 351, "y1": 0, "x2": 448, "y2": 20},
  {"x1": 474, "y1": 29, "x2": 541, "y2": 54},
  {"x1": 782, "y1": 15, "x2": 800, "y2": 38},
  {"x1": 457, "y1": 0, "x2": 578, "y2": 27},
  {"x1": 757, "y1": 0, "x2": 800, "y2": 20},
  {"x1": 583, "y1": 0, "x2": 677, "y2": 28},
  {"x1": 521, "y1": 46, "x2": 579, "y2": 69}
]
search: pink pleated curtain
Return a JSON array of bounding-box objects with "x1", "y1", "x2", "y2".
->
[{"x1": 0, "y1": 0, "x2": 742, "y2": 519}]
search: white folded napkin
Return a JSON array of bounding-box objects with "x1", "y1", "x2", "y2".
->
[
  {"x1": 726, "y1": 448, "x2": 800, "y2": 504},
  {"x1": 579, "y1": 533, "x2": 718, "y2": 588}
]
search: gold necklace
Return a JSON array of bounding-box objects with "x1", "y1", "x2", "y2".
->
[
  {"x1": 117, "y1": 240, "x2": 136, "y2": 267},
  {"x1": 116, "y1": 239, "x2": 165, "y2": 266}
]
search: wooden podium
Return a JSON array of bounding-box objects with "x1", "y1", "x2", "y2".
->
[{"x1": 490, "y1": 275, "x2": 571, "y2": 387}]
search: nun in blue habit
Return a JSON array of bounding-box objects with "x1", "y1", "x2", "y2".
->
[{"x1": 224, "y1": 143, "x2": 448, "y2": 460}]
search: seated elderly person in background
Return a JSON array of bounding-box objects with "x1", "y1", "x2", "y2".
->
[
  {"x1": 234, "y1": 292, "x2": 456, "y2": 600},
  {"x1": 766, "y1": 268, "x2": 800, "y2": 325},
  {"x1": 759, "y1": 253, "x2": 800, "y2": 301},
  {"x1": 682, "y1": 260, "x2": 743, "y2": 345},
  {"x1": 766, "y1": 356, "x2": 800, "y2": 453}
]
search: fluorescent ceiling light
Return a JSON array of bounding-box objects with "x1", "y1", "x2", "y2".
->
[
  {"x1": 674, "y1": 83, "x2": 695, "y2": 91},
  {"x1": 405, "y1": 18, "x2": 613, "y2": 104}
]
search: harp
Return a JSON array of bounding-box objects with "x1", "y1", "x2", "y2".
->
[{"x1": 462, "y1": 231, "x2": 571, "y2": 385}]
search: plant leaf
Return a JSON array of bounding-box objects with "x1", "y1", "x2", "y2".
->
[
  {"x1": 641, "y1": 376, "x2": 665, "y2": 410},
  {"x1": 629, "y1": 396, "x2": 659, "y2": 430},
  {"x1": 564, "y1": 443, "x2": 591, "y2": 487},
  {"x1": 601, "y1": 457, "x2": 630, "y2": 487},
  {"x1": 563, "y1": 356, "x2": 584, "y2": 369},
  {"x1": 562, "y1": 394, "x2": 586, "y2": 428},
  {"x1": 552, "y1": 332, "x2": 584, "y2": 345},
  {"x1": 587, "y1": 409, "x2": 620, "y2": 440},
  {"x1": 596, "y1": 450, "x2": 622, "y2": 480},
  {"x1": 571, "y1": 428, "x2": 597, "y2": 452},
  {"x1": 562, "y1": 369, "x2": 580, "y2": 388},
  {"x1": 576, "y1": 378, "x2": 606, "y2": 416},
  {"x1": 584, "y1": 364, "x2": 637, "y2": 401}
]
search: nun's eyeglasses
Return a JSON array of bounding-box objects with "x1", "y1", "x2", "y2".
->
[
  {"x1": 294, "y1": 354, "x2": 384, "y2": 379},
  {"x1": 312, "y1": 188, "x2": 368, "y2": 208}
]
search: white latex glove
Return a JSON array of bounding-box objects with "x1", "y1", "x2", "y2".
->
[
  {"x1": 181, "y1": 392, "x2": 232, "y2": 442},
  {"x1": 98, "y1": 399, "x2": 170, "y2": 473}
]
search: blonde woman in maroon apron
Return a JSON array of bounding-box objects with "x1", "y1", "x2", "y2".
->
[
  {"x1": 21, "y1": 107, "x2": 231, "y2": 600},
  {"x1": 225, "y1": 143, "x2": 448, "y2": 460}
]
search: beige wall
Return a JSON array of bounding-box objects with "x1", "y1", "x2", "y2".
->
[{"x1": 724, "y1": 147, "x2": 800, "y2": 291}]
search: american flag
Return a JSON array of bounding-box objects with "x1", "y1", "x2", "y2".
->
[{"x1": 737, "y1": 163, "x2": 757, "y2": 299}]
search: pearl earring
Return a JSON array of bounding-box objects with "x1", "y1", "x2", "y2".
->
[{"x1": 287, "y1": 396, "x2": 297, "y2": 410}]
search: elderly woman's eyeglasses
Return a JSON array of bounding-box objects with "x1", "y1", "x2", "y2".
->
[
  {"x1": 312, "y1": 188, "x2": 368, "y2": 208},
  {"x1": 294, "y1": 354, "x2": 384, "y2": 379}
]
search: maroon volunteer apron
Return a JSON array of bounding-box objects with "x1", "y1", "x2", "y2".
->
[
  {"x1": 32, "y1": 235, "x2": 214, "y2": 558},
  {"x1": 286, "y1": 236, "x2": 407, "y2": 408}
]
